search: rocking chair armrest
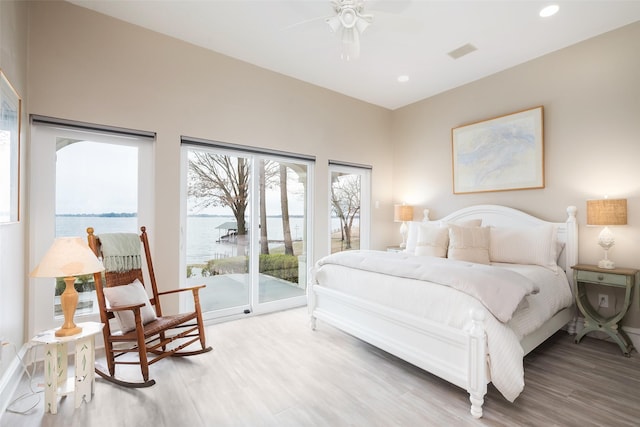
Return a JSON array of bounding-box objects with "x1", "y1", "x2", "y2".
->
[
  {"x1": 157, "y1": 284, "x2": 206, "y2": 297},
  {"x1": 106, "y1": 302, "x2": 145, "y2": 313}
]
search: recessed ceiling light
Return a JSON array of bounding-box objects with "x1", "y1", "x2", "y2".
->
[
  {"x1": 539, "y1": 4, "x2": 559, "y2": 18},
  {"x1": 397, "y1": 75, "x2": 409, "y2": 83}
]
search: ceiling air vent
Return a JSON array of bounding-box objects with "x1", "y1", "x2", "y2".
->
[{"x1": 448, "y1": 43, "x2": 477, "y2": 60}]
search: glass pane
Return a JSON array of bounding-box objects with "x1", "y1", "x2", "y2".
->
[
  {"x1": 257, "y1": 160, "x2": 307, "y2": 303},
  {"x1": 186, "y1": 150, "x2": 251, "y2": 313},
  {"x1": 330, "y1": 171, "x2": 361, "y2": 253},
  {"x1": 55, "y1": 140, "x2": 139, "y2": 316}
]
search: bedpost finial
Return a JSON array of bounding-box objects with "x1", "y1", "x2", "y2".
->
[
  {"x1": 566, "y1": 206, "x2": 577, "y2": 220},
  {"x1": 423, "y1": 209, "x2": 430, "y2": 222}
]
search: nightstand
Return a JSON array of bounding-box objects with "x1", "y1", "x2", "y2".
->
[
  {"x1": 386, "y1": 246, "x2": 404, "y2": 253},
  {"x1": 31, "y1": 322, "x2": 104, "y2": 414},
  {"x1": 572, "y1": 264, "x2": 638, "y2": 356}
]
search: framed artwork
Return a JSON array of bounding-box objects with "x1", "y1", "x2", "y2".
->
[
  {"x1": 0, "y1": 70, "x2": 21, "y2": 223},
  {"x1": 451, "y1": 106, "x2": 544, "y2": 194}
]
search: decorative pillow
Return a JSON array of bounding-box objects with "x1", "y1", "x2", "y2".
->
[
  {"x1": 489, "y1": 224, "x2": 558, "y2": 271},
  {"x1": 405, "y1": 221, "x2": 426, "y2": 254},
  {"x1": 103, "y1": 279, "x2": 157, "y2": 332},
  {"x1": 415, "y1": 224, "x2": 449, "y2": 257},
  {"x1": 406, "y1": 218, "x2": 482, "y2": 254},
  {"x1": 447, "y1": 224, "x2": 490, "y2": 264}
]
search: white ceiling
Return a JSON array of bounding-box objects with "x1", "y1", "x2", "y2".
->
[{"x1": 68, "y1": 1, "x2": 640, "y2": 110}]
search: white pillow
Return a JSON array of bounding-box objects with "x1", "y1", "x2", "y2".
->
[
  {"x1": 405, "y1": 218, "x2": 482, "y2": 254},
  {"x1": 447, "y1": 224, "x2": 490, "y2": 264},
  {"x1": 405, "y1": 221, "x2": 426, "y2": 254},
  {"x1": 103, "y1": 279, "x2": 157, "y2": 332},
  {"x1": 489, "y1": 224, "x2": 558, "y2": 271},
  {"x1": 415, "y1": 224, "x2": 449, "y2": 257}
]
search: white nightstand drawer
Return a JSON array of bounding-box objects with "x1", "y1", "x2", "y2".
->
[{"x1": 575, "y1": 269, "x2": 627, "y2": 287}]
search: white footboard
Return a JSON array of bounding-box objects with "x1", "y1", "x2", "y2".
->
[{"x1": 310, "y1": 285, "x2": 488, "y2": 418}]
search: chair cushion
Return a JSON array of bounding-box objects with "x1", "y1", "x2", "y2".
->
[{"x1": 103, "y1": 279, "x2": 157, "y2": 332}]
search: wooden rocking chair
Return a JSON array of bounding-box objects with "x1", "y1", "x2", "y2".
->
[{"x1": 87, "y1": 226, "x2": 212, "y2": 388}]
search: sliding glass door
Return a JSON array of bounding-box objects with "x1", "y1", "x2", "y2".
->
[
  {"x1": 255, "y1": 159, "x2": 308, "y2": 309},
  {"x1": 182, "y1": 143, "x2": 312, "y2": 320}
]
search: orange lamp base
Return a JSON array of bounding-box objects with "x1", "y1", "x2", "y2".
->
[{"x1": 56, "y1": 276, "x2": 83, "y2": 337}]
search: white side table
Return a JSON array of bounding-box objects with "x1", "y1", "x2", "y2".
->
[{"x1": 31, "y1": 321, "x2": 103, "y2": 414}]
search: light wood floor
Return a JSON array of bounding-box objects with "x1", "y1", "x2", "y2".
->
[{"x1": 2, "y1": 307, "x2": 639, "y2": 426}]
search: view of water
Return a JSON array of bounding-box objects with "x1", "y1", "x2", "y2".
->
[{"x1": 56, "y1": 215, "x2": 313, "y2": 265}]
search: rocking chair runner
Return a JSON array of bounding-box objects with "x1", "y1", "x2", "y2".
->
[{"x1": 87, "y1": 226, "x2": 212, "y2": 388}]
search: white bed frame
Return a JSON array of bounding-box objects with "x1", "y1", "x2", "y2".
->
[{"x1": 309, "y1": 205, "x2": 578, "y2": 418}]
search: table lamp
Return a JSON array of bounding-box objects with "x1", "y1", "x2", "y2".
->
[
  {"x1": 586, "y1": 198, "x2": 627, "y2": 269},
  {"x1": 394, "y1": 204, "x2": 414, "y2": 248},
  {"x1": 31, "y1": 237, "x2": 105, "y2": 337}
]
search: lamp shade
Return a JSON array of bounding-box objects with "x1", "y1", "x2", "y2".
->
[
  {"x1": 31, "y1": 237, "x2": 104, "y2": 278},
  {"x1": 394, "y1": 205, "x2": 414, "y2": 222},
  {"x1": 586, "y1": 199, "x2": 627, "y2": 226}
]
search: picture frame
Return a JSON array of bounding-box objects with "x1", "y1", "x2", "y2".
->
[
  {"x1": 0, "y1": 70, "x2": 21, "y2": 223},
  {"x1": 451, "y1": 106, "x2": 544, "y2": 194}
]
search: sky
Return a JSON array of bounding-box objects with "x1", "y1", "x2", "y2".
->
[
  {"x1": 56, "y1": 141, "x2": 138, "y2": 215},
  {"x1": 56, "y1": 141, "x2": 306, "y2": 216}
]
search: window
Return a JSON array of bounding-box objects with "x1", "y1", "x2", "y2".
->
[
  {"x1": 29, "y1": 119, "x2": 153, "y2": 334},
  {"x1": 329, "y1": 162, "x2": 371, "y2": 253}
]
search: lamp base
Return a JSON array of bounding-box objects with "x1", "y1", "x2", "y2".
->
[
  {"x1": 598, "y1": 259, "x2": 616, "y2": 269},
  {"x1": 57, "y1": 276, "x2": 82, "y2": 337},
  {"x1": 55, "y1": 325, "x2": 82, "y2": 337}
]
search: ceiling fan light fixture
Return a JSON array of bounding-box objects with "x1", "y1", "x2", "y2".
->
[
  {"x1": 340, "y1": 8, "x2": 357, "y2": 28},
  {"x1": 354, "y1": 17, "x2": 370, "y2": 34},
  {"x1": 326, "y1": 16, "x2": 341, "y2": 33},
  {"x1": 326, "y1": 0, "x2": 373, "y2": 60}
]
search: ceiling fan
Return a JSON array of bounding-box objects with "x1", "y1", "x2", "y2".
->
[
  {"x1": 283, "y1": 0, "x2": 411, "y2": 61},
  {"x1": 326, "y1": 0, "x2": 374, "y2": 60}
]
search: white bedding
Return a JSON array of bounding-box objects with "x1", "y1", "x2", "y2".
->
[
  {"x1": 316, "y1": 251, "x2": 540, "y2": 322},
  {"x1": 311, "y1": 251, "x2": 573, "y2": 402}
]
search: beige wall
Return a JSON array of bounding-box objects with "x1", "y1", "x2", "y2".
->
[
  {"x1": 0, "y1": 0, "x2": 27, "y2": 377},
  {"x1": 392, "y1": 21, "x2": 640, "y2": 328},
  {"x1": 5, "y1": 0, "x2": 638, "y2": 351},
  {"x1": 26, "y1": 1, "x2": 394, "y2": 314}
]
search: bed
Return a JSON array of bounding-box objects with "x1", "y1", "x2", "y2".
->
[{"x1": 309, "y1": 204, "x2": 578, "y2": 418}]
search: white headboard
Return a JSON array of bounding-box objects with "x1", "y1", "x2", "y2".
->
[{"x1": 435, "y1": 205, "x2": 578, "y2": 287}]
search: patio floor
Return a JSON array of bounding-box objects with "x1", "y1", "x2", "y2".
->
[{"x1": 186, "y1": 273, "x2": 306, "y2": 312}]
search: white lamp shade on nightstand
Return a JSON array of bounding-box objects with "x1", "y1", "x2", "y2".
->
[{"x1": 586, "y1": 199, "x2": 627, "y2": 269}]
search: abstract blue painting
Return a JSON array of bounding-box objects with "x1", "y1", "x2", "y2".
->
[{"x1": 452, "y1": 106, "x2": 544, "y2": 194}]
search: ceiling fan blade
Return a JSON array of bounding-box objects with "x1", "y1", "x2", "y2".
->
[{"x1": 281, "y1": 15, "x2": 328, "y2": 32}]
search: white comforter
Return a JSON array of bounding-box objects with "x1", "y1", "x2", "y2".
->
[
  {"x1": 316, "y1": 251, "x2": 539, "y2": 322},
  {"x1": 311, "y1": 251, "x2": 573, "y2": 402}
]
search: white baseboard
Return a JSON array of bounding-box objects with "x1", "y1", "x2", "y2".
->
[
  {"x1": 0, "y1": 344, "x2": 28, "y2": 417},
  {"x1": 574, "y1": 316, "x2": 640, "y2": 353}
]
